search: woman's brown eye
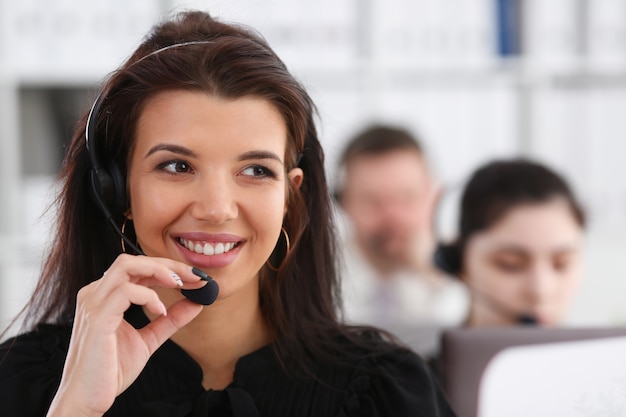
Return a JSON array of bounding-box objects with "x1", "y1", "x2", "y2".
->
[
  {"x1": 553, "y1": 258, "x2": 569, "y2": 272},
  {"x1": 493, "y1": 259, "x2": 525, "y2": 273},
  {"x1": 241, "y1": 165, "x2": 276, "y2": 178},
  {"x1": 160, "y1": 160, "x2": 191, "y2": 173},
  {"x1": 174, "y1": 162, "x2": 189, "y2": 172}
]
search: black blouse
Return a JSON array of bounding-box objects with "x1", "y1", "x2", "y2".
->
[{"x1": 0, "y1": 307, "x2": 456, "y2": 416}]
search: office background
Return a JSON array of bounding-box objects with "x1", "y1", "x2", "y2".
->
[{"x1": 1, "y1": 0, "x2": 626, "y2": 328}]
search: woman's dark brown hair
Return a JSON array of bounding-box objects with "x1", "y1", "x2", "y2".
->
[
  {"x1": 435, "y1": 158, "x2": 586, "y2": 276},
  {"x1": 13, "y1": 11, "x2": 377, "y2": 374}
]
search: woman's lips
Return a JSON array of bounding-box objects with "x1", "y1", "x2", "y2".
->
[{"x1": 174, "y1": 233, "x2": 244, "y2": 269}]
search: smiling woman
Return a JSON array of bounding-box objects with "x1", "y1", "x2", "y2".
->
[
  {"x1": 0, "y1": 10, "x2": 455, "y2": 417},
  {"x1": 129, "y1": 92, "x2": 294, "y2": 281}
]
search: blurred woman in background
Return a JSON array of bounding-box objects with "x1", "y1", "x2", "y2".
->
[{"x1": 435, "y1": 158, "x2": 586, "y2": 327}]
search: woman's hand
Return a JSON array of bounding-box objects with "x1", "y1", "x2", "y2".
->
[{"x1": 47, "y1": 254, "x2": 205, "y2": 417}]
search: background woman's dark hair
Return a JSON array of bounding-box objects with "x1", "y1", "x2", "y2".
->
[
  {"x1": 11, "y1": 10, "x2": 382, "y2": 373},
  {"x1": 435, "y1": 158, "x2": 586, "y2": 275}
]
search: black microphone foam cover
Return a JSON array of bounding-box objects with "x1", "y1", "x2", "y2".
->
[
  {"x1": 434, "y1": 243, "x2": 462, "y2": 275},
  {"x1": 181, "y1": 267, "x2": 219, "y2": 305},
  {"x1": 181, "y1": 280, "x2": 219, "y2": 305},
  {"x1": 517, "y1": 314, "x2": 538, "y2": 326}
]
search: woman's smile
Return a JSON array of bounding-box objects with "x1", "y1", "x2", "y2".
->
[
  {"x1": 179, "y1": 238, "x2": 240, "y2": 256},
  {"x1": 175, "y1": 233, "x2": 246, "y2": 269}
]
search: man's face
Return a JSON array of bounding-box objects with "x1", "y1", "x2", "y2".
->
[{"x1": 341, "y1": 149, "x2": 432, "y2": 270}]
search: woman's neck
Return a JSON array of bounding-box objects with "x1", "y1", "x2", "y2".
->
[{"x1": 144, "y1": 282, "x2": 271, "y2": 390}]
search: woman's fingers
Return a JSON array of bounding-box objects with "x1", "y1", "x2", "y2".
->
[
  {"x1": 51, "y1": 254, "x2": 209, "y2": 415},
  {"x1": 117, "y1": 282, "x2": 168, "y2": 317},
  {"x1": 76, "y1": 254, "x2": 210, "y2": 332},
  {"x1": 138, "y1": 299, "x2": 204, "y2": 354},
  {"x1": 97, "y1": 254, "x2": 206, "y2": 294},
  {"x1": 75, "y1": 283, "x2": 166, "y2": 336}
]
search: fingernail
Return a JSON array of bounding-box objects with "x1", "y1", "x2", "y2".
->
[
  {"x1": 161, "y1": 303, "x2": 168, "y2": 316},
  {"x1": 172, "y1": 273, "x2": 183, "y2": 287},
  {"x1": 191, "y1": 267, "x2": 210, "y2": 281}
]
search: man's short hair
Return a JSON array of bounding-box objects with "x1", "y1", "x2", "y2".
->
[{"x1": 338, "y1": 125, "x2": 424, "y2": 167}]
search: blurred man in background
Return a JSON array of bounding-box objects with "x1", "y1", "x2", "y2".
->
[{"x1": 335, "y1": 125, "x2": 468, "y2": 329}]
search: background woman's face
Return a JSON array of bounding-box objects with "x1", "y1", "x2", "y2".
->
[{"x1": 462, "y1": 198, "x2": 584, "y2": 326}]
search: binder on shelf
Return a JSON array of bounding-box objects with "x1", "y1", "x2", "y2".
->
[
  {"x1": 495, "y1": 0, "x2": 522, "y2": 57},
  {"x1": 439, "y1": 0, "x2": 496, "y2": 71},
  {"x1": 371, "y1": 0, "x2": 496, "y2": 72},
  {"x1": 457, "y1": 0, "x2": 496, "y2": 70},
  {"x1": 370, "y1": 0, "x2": 435, "y2": 71},
  {"x1": 586, "y1": 0, "x2": 626, "y2": 72},
  {"x1": 522, "y1": 0, "x2": 584, "y2": 74},
  {"x1": 209, "y1": 0, "x2": 361, "y2": 72},
  {"x1": 2, "y1": 0, "x2": 161, "y2": 80}
]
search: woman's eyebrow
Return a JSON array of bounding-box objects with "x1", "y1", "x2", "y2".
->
[
  {"x1": 238, "y1": 150, "x2": 283, "y2": 165},
  {"x1": 490, "y1": 245, "x2": 529, "y2": 256},
  {"x1": 145, "y1": 143, "x2": 197, "y2": 159}
]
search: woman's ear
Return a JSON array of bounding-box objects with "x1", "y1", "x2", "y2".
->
[{"x1": 288, "y1": 167, "x2": 304, "y2": 190}]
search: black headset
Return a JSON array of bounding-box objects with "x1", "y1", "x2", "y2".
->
[
  {"x1": 85, "y1": 92, "x2": 128, "y2": 219},
  {"x1": 83, "y1": 41, "x2": 220, "y2": 305},
  {"x1": 432, "y1": 185, "x2": 464, "y2": 275},
  {"x1": 84, "y1": 91, "x2": 145, "y2": 257}
]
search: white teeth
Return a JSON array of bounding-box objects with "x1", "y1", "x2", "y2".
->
[
  {"x1": 214, "y1": 242, "x2": 225, "y2": 255},
  {"x1": 179, "y1": 238, "x2": 237, "y2": 256},
  {"x1": 203, "y1": 243, "x2": 214, "y2": 255}
]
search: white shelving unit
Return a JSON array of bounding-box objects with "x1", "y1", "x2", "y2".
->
[
  {"x1": 0, "y1": 0, "x2": 166, "y2": 328},
  {"x1": 2, "y1": 0, "x2": 626, "y2": 327}
]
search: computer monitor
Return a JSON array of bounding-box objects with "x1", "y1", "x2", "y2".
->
[
  {"x1": 478, "y1": 335, "x2": 626, "y2": 417},
  {"x1": 440, "y1": 327, "x2": 626, "y2": 417}
]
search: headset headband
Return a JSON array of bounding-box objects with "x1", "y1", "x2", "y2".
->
[{"x1": 85, "y1": 40, "x2": 214, "y2": 170}]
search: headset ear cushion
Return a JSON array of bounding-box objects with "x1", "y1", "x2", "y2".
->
[
  {"x1": 434, "y1": 243, "x2": 462, "y2": 275},
  {"x1": 91, "y1": 163, "x2": 126, "y2": 214},
  {"x1": 107, "y1": 161, "x2": 127, "y2": 214},
  {"x1": 91, "y1": 169, "x2": 114, "y2": 208}
]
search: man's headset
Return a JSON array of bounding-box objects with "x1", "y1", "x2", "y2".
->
[
  {"x1": 84, "y1": 41, "x2": 219, "y2": 305},
  {"x1": 433, "y1": 186, "x2": 537, "y2": 326}
]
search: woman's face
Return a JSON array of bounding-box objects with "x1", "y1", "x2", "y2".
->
[
  {"x1": 462, "y1": 198, "x2": 583, "y2": 326},
  {"x1": 127, "y1": 90, "x2": 303, "y2": 303}
]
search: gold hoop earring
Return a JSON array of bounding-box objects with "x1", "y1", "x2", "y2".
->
[
  {"x1": 121, "y1": 218, "x2": 129, "y2": 253},
  {"x1": 266, "y1": 227, "x2": 291, "y2": 272},
  {"x1": 120, "y1": 218, "x2": 141, "y2": 254}
]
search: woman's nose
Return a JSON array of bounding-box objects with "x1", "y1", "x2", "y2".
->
[
  {"x1": 189, "y1": 173, "x2": 238, "y2": 224},
  {"x1": 526, "y1": 263, "x2": 557, "y2": 303}
]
